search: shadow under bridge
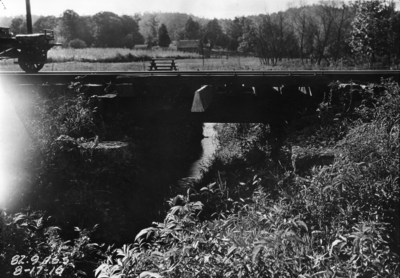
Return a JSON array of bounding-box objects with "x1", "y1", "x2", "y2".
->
[{"x1": 113, "y1": 71, "x2": 335, "y2": 123}]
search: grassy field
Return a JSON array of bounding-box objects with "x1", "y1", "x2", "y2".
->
[
  {"x1": 0, "y1": 57, "x2": 360, "y2": 72},
  {"x1": 47, "y1": 47, "x2": 202, "y2": 62},
  {"x1": 0, "y1": 47, "x2": 396, "y2": 72},
  {"x1": 0, "y1": 57, "x2": 266, "y2": 72}
]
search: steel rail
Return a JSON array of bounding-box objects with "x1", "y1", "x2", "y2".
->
[
  {"x1": 1, "y1": 70, "x2": 399, "y2": 85},
  {"x1": 1, "y1": 70, "x2": 399, "y2": 76},
  {"x1": 1, "y1": 70, "x2": 399, "y2": 75}
]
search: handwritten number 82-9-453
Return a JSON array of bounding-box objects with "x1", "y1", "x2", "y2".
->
[{"x1": 10, "y1": 254, "x2": 66, "y2": 276}]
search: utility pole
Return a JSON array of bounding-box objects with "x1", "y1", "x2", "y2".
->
[{"x1": 25, "y1": 0, "x2": 32, "y2": 34}]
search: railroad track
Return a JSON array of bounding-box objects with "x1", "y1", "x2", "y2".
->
[{"x1": 0, "y1": 70, "x2": 399, "y2": 86}]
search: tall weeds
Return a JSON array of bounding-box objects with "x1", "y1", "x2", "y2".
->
[
  {"x1": 1, "y1": 76, "x2": 400, "y2": 278},
  {"x1": 96, "y1": 79, "x2": 400, "y2": 277}
]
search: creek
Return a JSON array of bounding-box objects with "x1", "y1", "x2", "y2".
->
[
  {"x1": 0, "y1": 82, "x2": 221, "y2": 242},
  {"x1": 185, "y1": 123, "x2": 219, "y2": 180}
]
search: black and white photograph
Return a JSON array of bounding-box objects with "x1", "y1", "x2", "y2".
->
[{"x1": 0, "y1": 0, "x2": 399, "y2": 277}]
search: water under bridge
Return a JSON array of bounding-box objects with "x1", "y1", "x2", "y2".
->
[{"x1": 0, "y1": 69, "x2": 399, "y2": 212}]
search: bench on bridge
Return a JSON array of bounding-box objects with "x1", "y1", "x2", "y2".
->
[{"x1": 149, "y1": 58, "x2": 178, "y2": 71}]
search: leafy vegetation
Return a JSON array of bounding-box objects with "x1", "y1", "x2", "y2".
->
[
  {"x1": 94, "y1": 79, "x2": 399, "y2": 277},
  {"x1": 350, "y1": 0, "x2": 397, "y2": 66},
  {"x1": 69, "y1": 39, "x2": 87, "y2": 49},
  {"x1": 3, "y1": 1, "x2": 400, "y2": 68},
  {"x1": 158, "y1": 24, "x2": 172, "y2": 48},
  {"x1": 1, "y1": 79, "x2": 203, "y2": 245},
  {"x1": 0, "y1": 211, "x2": 102, "y2": 277},
  {"x1": 1, "y1": 78, "x2": 399, "y2": 277}
]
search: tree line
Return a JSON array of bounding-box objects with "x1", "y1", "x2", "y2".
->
[{"x1": 5, "y1": 0, "x2": 400, "y2": 66}]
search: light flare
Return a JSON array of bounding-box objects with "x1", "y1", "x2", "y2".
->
[
  {"x1": 0, "y1": 81, "x2": 30, "y2": 208},
  {"x1": 0, "y1": 83, "x2": 11, "y2": 207}
]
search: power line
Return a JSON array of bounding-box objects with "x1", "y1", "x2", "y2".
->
[{"x1": 0, "y1": 0, "x2": 6, "y2": 10}]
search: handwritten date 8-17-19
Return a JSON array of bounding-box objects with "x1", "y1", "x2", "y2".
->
[{"x1": 10, "y1": 254, "x2": 68, "y2": 276}]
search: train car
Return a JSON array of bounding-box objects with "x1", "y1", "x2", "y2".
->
[{"x1": 0, "y1": 26, "x2": 60, "y2": 73}]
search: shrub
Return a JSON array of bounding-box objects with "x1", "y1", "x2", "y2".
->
[
  {"x1": 15, "y1": 83, "x2": 138, "y2": 243},
  {"x1": 215, "y1": 123, "x2": 270, "y2": 164},
  {"x1": 3, "y1": 75, "x2": 398, "y2": 276},
  {"x1": 96, "y1": 79, "x2": 400, "y2": 277},
  {"x1": 10, "y1": 81, "x2": 205, "y2": 245},
  {"x1": 69, "y1": 39, "x2": 87, "y2": 49},
  {"x1": 96, "y1": 185, "x2": 400, "y2": 277},
  {"x1": 0, "y1": 211, "x2": 103, "y2": 278}
]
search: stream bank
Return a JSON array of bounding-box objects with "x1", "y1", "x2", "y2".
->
[{"x1": 0, "y1": 83, "x2": 209, "y2": 244}]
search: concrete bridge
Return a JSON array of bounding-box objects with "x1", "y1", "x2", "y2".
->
[{"x1": 1, "y1": 70, "x2": 399, "y2": 123}]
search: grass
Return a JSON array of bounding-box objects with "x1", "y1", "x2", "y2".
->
[
  {"x1": 47, "y1": 47, "x2": 202, "y2": 62},
  {"x1": 0, "y1": 57, "x2": 368, "y2": 72},
  {"x1": 3, "y1": 47, "x2": 395, "y2": 72}
]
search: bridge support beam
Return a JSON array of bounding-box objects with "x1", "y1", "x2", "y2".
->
[
  {"x1": 191, "y1": 85, "x2": 213, "y2": 112},
  {"x1": 116, "y1": 84, "x2": 137, "y2": 97}
]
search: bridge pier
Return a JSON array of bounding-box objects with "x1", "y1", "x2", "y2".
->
[{"x1": 191, "y1": 85, "x2": 214, "y2": 112}]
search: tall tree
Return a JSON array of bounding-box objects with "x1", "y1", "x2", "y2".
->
[
  {"x1": 184, "y1": 17, "x2": 201, "y2": 39},
  {"x1": 349, "y1": 0, "x2": 395, "y2": 65},
  {"x1": 146, "y1": 14, "x2": 159, "y2": 46},
  {"x1": 392, "y1": 11, "x2": 400, "y2": 63},
  {"x1": 60, "y1": 10, "x2": 80, "y2": 42},
  {"x1": 237, "y1": 18, "x2": 256, "y2": 54},
  {"x1": 158, "y1": 24, "x2": 171, "y2": 47},
  {"x1": 330, "y1": 3, "x2": 354, "y2": 65},
  {"x1": 33, "y1": 16, "x2": 58, "y2": 33},
  {"x1": 310, "y1": 2, "x2": 338, "y2": 65},
  {"x1": 9, "y1": 17, "x2": 27, "y2": 34},
  {"x1": 77, "y1": 16, "x2": 95, "y2": 47},
  {"x1": 120, "y1": 15, "x2": 144, "y2": 47},
  {"x1": 92, "y1": 12, "x2": 124, "y2": 47},
  {"x1": 121, "y1": 15, "x2": 140, "y2": 37},
  {"x1": 204, "y1": 18, "x2": 223, "y2": 48},
  {"x1": 243, "y1": 13, "x2": 294, "y2": 65},
  {"x1": 289, "y1": 6, "x2": 312, "y2": 63},
  {"x1": 226, "y1": 17, "x2": 251, "y2": 51},
  {"x1": 157, "y1": 13, "x2": 190, "y2": 41}
]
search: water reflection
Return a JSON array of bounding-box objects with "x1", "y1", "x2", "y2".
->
[{"x1": 186, "y1": 123, "x2": 218, "y2": 179}]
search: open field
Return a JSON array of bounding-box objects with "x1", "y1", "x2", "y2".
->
[
  {"x1": 0, "y1": 48, "x2": 398, "y2": 72},
  {"x1": 0, "y1": 57, "x2": 370, "y2": 72},
  {"x1": 0, "y1": 57, "x2": 275, "y2": 72},
  {"x1": 46, "y1": 47, "x2": 202, "y2": 62}
]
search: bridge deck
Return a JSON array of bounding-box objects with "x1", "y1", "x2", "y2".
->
[
  {"x1": 0, "y1": 70, "x2": 399, "y2": 86},
  {"x1": 1, "y1": 70, "x2": 399, "y2": 123}
]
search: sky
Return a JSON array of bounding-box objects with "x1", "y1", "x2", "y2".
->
[{"x1": 0, "y1": 0, "x2": 359, "y2": 19}]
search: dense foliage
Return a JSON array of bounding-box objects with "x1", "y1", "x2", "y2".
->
[
  {"x1": 0, "y1": 211, "x2": 103, "y2": 277},
  {"x1": 94, "y1": 79, "x2": 399, "y2": 277},
  {"x1": 3, "y1": 1, "x2": 400, "y2": 67},
  {"x1": 1, "y1": 77, "x2": 399, "y2": 276},
  {"x1": 0, "y1": 79, "x2": 205, "y2": 274},
  {"x1": 158, "y1": 24, "x2": 171, "y2": 48},
  {"x1": 349, "y1": 0, "x2": 397, "y2": 65},
  {"x1": 0, "y1": 80, "x2": 203, "y2": 247}
]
